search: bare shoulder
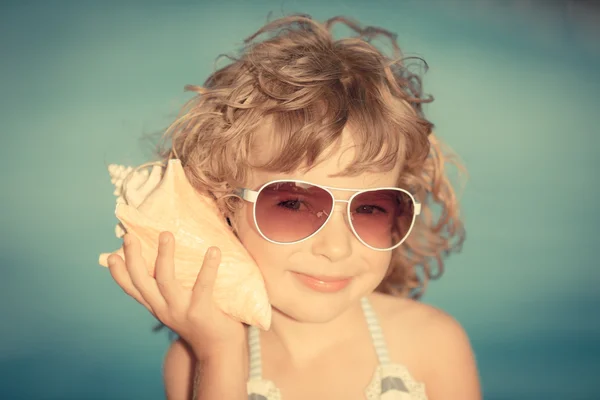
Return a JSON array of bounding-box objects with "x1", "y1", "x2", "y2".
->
[
  {"x1": 369, "y1": 292, "x2": 482, "y2": 400},
  {"x1": 163, "y1": 338, "x2": 196, "y2": 400},
  {"x1": 372, "y1": 292, "x2": 466, "y2": 333}
]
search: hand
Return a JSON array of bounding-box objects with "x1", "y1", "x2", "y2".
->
[{"x1": 106, "y1": 231, "x2": 246, "y2": 360}]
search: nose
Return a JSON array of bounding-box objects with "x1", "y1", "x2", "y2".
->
[{"x1": 310, "y1": 204, "x2": 353, "y2": 262}]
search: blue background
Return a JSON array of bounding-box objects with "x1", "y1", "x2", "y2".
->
[{"x1": 1, "y1": 0, "x2": 599, "y2": 399}]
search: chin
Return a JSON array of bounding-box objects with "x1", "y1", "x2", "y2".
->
[{"x1": 267, "y1": 276, "x2": 370, "y2": 324}]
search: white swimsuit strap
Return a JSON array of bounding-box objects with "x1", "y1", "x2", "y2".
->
[
  {"x1": 361, "y1": 296, "x2": 391, "y2": 365},
  {"x1": 248, "y1": 324, "x2": 263, "y2": 380}
]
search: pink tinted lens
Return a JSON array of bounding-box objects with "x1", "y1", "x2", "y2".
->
[
  {"x1": 350, "y1": 189, "x2": 414, "y2": 249},
  {"x1": 255, "y1": 182, "x2": 333, "y2": 243}
]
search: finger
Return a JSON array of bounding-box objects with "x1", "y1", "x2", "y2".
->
[
  {"x1": 191, "y1": 247, "x2": 221, "y2": 304},
  {"x1": 154, "y1": 231, "x2": 183, "y2": 304},
  {"x1": 107, "y1": 254, "x2": 155, "y2": 313},
  {"x1": 123, "y1": 233, "x2": 168, "y2": 313}
]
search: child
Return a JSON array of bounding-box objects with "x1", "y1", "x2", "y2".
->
[{"x1": 106, "y1": 14, "x2": 481, "y2": 400}]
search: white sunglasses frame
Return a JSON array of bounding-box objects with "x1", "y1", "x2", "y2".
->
[{"x1": 235, "y1": 179, "x2": 421, "y2": 252}]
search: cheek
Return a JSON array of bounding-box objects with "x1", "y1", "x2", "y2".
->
[
  {"x1": 232, "y1": 205, "x2": 261, "y2": 251},
  {"x1": 367, "y1": 251, "x2": 393, "y2": 278},
  {"x1": 233, "y1": 205, "x2": 289, "y2": 274}
]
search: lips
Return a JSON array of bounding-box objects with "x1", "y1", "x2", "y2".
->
[
  {"x1": 292, "y1": 272, "x2": 352, "y2": 293},
  {"x1": 301, "y1": 274, "x2": 351, "y2": 282}
]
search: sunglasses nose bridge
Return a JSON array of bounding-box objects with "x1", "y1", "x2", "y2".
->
[
  {"x1": 332, "y1": 198, "x2": 350, "y2": 206},
  {"x1": 319, "y1": 200, "x2": 352, "y2": 232},
  {"x1": 327, "y1": 198, "x2": 350, "y2": 214}
]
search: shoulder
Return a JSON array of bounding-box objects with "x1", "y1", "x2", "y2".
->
[
  {"x1": 163, "y1": 338, "x2": 196, "y2": 400},
  {"x1": 369, "y1": 291, "x2": 464, "y2": 335},
  {"x1": 370, "y1": 292, "x2": 482, "y2": 400}
]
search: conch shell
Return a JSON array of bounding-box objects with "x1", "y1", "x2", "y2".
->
[{"x1": 98, "y1": 159, "x2": 271, "y2": 330}]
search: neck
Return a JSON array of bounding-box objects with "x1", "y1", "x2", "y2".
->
[{"x1": 260, "y1": 296, "x2": 367, "y2": 367}]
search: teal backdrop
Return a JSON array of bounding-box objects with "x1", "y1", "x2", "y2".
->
[{"x1": 1, "y1": 1, "x2": 598, "y2": 399}]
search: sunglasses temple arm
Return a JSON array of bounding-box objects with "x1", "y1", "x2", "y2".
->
[
  {"x1": 414, "y1": 202, "x2": 421, "y2": 215},
  {"x1": 234, "y1": 188, "x2": 259, "y2": 203}
]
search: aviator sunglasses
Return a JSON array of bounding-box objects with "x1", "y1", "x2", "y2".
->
[{"x1": 235, "y1": 180, "x2": 421, "y2": 251}]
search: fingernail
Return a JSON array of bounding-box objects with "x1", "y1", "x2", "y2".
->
[
  {"x1": 208, "y1": 247, "x2": 217, "y2": 259},
  {"x1": 160, "y1": 233, "x2": 170, "y2": 244},
  {"x1": 107, "y1": 256, "x2": 115, "y2": 267}
]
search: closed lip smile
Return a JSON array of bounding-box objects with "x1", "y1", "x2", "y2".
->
[
  {"x1": 292, "y1": 272, "x2": 353, "y2": 293},
  {"x1": 295, "y1": 273, "x2": 351, "y2": 282}
]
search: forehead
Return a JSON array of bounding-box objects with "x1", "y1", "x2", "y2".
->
[{"x1": 247, "y1": 127, "x2": 402, "y2": 190}]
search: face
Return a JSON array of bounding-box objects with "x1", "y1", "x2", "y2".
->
[{"x1": 233, "y1": 129, "x2": 403, "y2": 323}]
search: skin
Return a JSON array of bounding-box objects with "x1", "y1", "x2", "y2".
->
[
  {"x1": 233, "y1": 129, "x2": 399, "y2": 365},
  {"x1": 158, "y1": 127, "x2": 482, "y2": 399}
]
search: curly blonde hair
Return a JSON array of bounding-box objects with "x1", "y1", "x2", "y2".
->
[{"x1": 150, "y1": 14, "x2": 466, "y2": 300}]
